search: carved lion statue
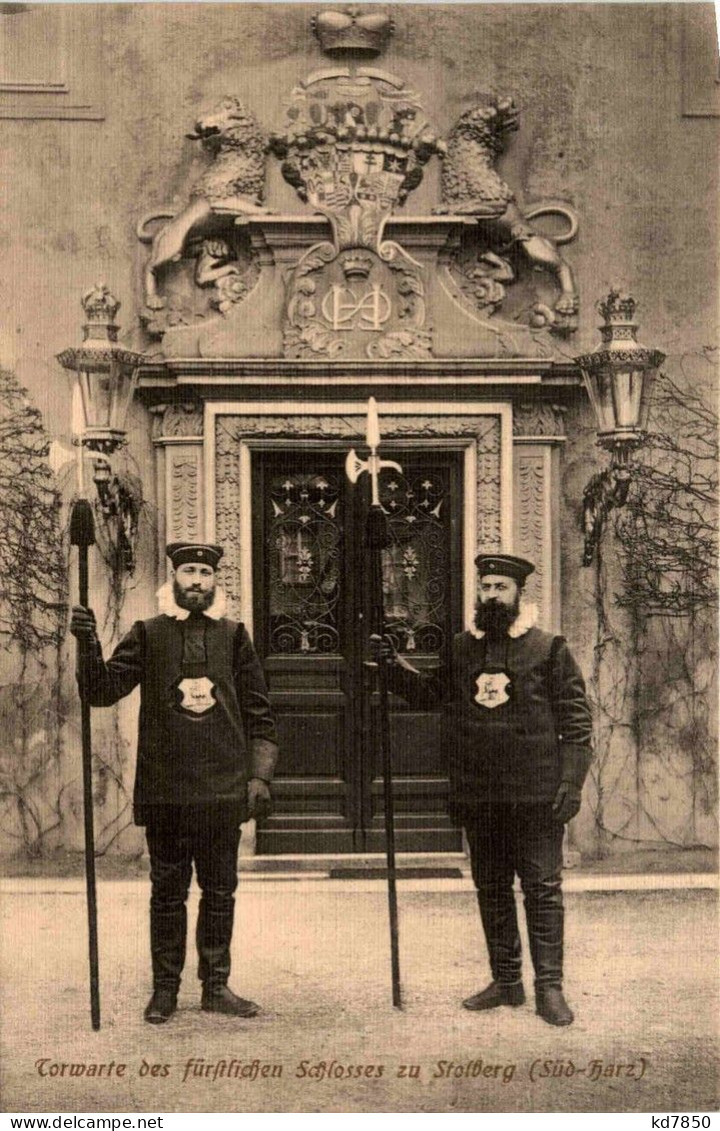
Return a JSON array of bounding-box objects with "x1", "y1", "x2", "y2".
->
[
  {"x1": 138, "y1": 96, "x2": 268, "y2": 309},
  {"x1": 439, "y1": 96, "x2": 579, "y2": 330}
]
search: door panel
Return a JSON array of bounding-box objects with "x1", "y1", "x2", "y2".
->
[{"x1": 253, "y1": 448, "x2": 463, "y2": 854}]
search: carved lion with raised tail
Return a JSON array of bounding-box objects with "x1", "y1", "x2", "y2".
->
[
  {"x1": 438, "y1": 96, "x2": 579, "y2": 332},
  {"x1": 137, "y1": 96, "x2": 269, "y2": 310}
]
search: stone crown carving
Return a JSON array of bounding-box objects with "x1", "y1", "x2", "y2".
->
[{"x1": 312, "y1": 7, "x2": 395, "y2": 56}]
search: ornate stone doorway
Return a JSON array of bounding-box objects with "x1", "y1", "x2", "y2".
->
[{"x1": 251, "y1": 447, "x2": 464, "y2": 854}]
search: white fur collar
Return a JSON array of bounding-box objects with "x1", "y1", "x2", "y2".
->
[
  {"x1": 156, "y1": 580, "x2": 227, "y2": 621},
  {"x1": 468, "y1": 601, "x2": 539, "y2": 640}
]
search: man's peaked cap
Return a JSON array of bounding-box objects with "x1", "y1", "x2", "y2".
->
[
  {"x1": 166, "y1": 543, "x2": 224, "y2": 570},
  {"x1": 474, "y1": 553, "x2": 535, "y2": 584}
]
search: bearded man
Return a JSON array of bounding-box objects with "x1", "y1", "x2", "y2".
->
[
  {"x1": 70, "y1": 542, "x2": 278, "y2": 1025},
  {"x1": 372, "y1": 554, "x2": 592, "y2": 1026}
]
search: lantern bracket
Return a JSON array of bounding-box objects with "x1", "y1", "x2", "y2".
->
[{"x1": 581, "y1": 463, "x2": 632, "y2": 567}]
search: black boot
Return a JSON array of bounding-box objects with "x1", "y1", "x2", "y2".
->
[
  {"x1": 146, "y1": 898, "x2": 186, "y2": 1023},
  {"x1": 201, "y1": 984, "x2": 259, "y2": 1017},
  {"x1": 536, "y1": 986, "x2": 574, "y2": 1026},
  {"x1": 475, "y1": 886, "x2": 523, "y2": 985},
  {"x1": 522, "y1": 875, "x2": 574, "y2": 1024},
  {"x1": 464, "y1": 888, "x2": 524, "y2": 1010},
  {"x1": 144, "y1": 986, "x2": 178, "y2": 1024},
  {"x1": 197, "y1": 894, "x2": 259, "y2": 1017},
  {"x1": 523, "y1": 878, "x2": 565, "y2": 985},
  {"x1": 196, "y1": 895, "x2": 233, "y2": 987},
  {"x1": 463, "y1": 981, "x2": 525, "y2": 1011}
]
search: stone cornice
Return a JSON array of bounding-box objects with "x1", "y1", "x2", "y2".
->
[{"x1": 136, "y1": 357, "x2": 582, "y2": 400}]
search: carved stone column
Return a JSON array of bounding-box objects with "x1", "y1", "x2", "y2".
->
[
  {"x1": 512, "y1": 402, "x2": 567, "y2": 631},
  {"x1": 150, "y1": 403, "x2": 204, "y2": 574}
]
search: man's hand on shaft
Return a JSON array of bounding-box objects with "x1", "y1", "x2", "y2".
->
[
  {"x1": 247, "y1": 778, "x2": 272, "y2": 821},
  {"x1": 552, "y1": 781, "x2": 582, "y2": 823},
  {"x1": 368, "y1": 633, "x2": 398, "y2": 665},
  {"x1": 70, "y1": 606, "x2": 98, "y2": 642}
]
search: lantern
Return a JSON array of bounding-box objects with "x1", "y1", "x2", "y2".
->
[
  {"x1": 58, "y1": 284, "x2": 145, "y2": 572},
  {"x1": 576, "y1": 290, "x2": 665, "y2": 469},
  {"x1": 575, "y1": 291, "x2": 665, "y2": 564},
  {"x1": 57, "y1": 283, "x2": 144, "y2": 454}
]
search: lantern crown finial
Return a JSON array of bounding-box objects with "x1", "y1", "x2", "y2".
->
[
  {"x1": 598, "y1": 289, "x2": 636, "y2": 326},
  {"x1": 81, "y1": 282, "x2": 120, "y2": 328}
]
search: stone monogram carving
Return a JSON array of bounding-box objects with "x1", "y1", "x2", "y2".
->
[
  {"x1": 138, "y1": 96, "x2": 268, "y2": 313},
  {"x1": 284, "y1": 240, "x2": 432, "y2": 360},
  {"x1": 439, "y1": 96, "x2": 579, "y2": 335}
]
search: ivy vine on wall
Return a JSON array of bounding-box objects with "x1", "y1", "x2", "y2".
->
[
  {"x1": 0, "y1": 370, "x2": 68, "y2": 855},
  {"x1": 587, "y1": 356, "x2": 718, "y2": 853}
]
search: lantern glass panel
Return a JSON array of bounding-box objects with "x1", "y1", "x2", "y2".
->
[
  {"x1": 78, "y1": 364, "x2": 138, "y2": 438},
  {"x1": 612, "y1": 367, "x2": 645, "y2": 430},
  {"x1": 78, "y1": 370, "x2": 112, "y2": 431},
  {"x1": 638, "y1": 368, "x2": 657, "y2": 431},
  {"x1": 584, "y1": 368, "x2": 616, "y2": 433},
  {"x1": 114, "y1": 366, "x2": 139, "y2": 432}
]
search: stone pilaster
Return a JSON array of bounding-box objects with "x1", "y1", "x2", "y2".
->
[
  {"x1": 512, "y1": 402, "x2": 566, "y2": 630},
  {"x1": 150, "y1": 403, "x2": 204, "y2": 574}
]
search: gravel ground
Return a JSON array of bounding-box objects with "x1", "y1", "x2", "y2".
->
[{"x1": 1, "y1": 882, "x2": 718, "y2": 1113}]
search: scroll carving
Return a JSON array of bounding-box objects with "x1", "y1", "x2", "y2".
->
[
  {"x1": 513, "y1": 403, "x2": 567, "y2": 437},
  {"x1": 151, "y1": 403, "x2": 204, "y2": 439},
  {"x1": 169, "y1": 452, "x2": 201, "y2": 543},
  {"x1": 515, "y1": 454, "x2": 547, "y2": 613}
]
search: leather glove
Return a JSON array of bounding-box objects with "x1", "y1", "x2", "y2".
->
[
  {"x1": 247, "y1": 778, "x2": 273, "y2": 822},
  {"x1": 552, "y1": 781, "x2": 582, "y2": 824},
  {"x1": 70, "y1": 606, "x2": 98, "y2": 642},
  {"x1": 368, "y1": 633, "x2": 398, "y2": 666}
]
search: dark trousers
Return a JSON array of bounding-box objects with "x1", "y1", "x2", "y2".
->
[
  {"x1": 145, "y1": 806, "x2": 241, "y2": 992},
  {"x1": 463, "y1": 803, "x2": 565, "y2": 990}
]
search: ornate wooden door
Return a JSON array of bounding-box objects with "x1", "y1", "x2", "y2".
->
[{"x1": 252, "y1": 448, "x2": 463, "y2": 854}]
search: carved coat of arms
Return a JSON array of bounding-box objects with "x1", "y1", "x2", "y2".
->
[{"x1": 137, "y1": 7, "x2": 581, "y2": 359}]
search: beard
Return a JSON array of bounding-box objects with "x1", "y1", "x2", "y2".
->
[
  {"x1": 474, "y1": 594, "x2": 520, "y2": 638},
  {"x1": 174, "y1": 579, "x2": 215, "y2": 613}
]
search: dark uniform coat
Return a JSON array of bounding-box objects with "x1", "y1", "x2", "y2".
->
[
  {"x1": 387, "y1": 604, "x2": 593, "y2": 808},
  {"x1": 79, "y1": 590, "x2": 278, "y2": 824}
]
